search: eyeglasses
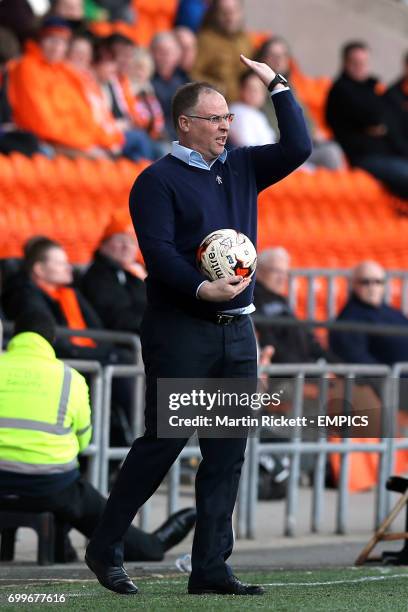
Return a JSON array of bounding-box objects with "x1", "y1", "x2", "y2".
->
[
  {"x1": 185, "y1": 113, "x2": 235, "y2": 125},
  {"x1": 356, "y1": 278, "x2": 385, "y2": 286}
]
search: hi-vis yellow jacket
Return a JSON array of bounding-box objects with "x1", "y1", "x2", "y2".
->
[{"x1": 0, "y1": 332, "x2": 92, "y2": 474}]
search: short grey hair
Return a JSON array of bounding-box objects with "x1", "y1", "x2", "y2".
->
[{"x1": 257, "y1": 247, "x2": 291, "y2": 269}]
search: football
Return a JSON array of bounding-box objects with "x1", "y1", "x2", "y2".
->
[{"x1": 197, "y1": 229, "x2": 257, "y2": 281}]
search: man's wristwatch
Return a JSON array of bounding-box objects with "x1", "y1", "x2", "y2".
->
[{"x1": 267, "y1": 73, "x2": 288, "y2": 92}]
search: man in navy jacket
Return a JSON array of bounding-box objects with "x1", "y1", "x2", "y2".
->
[
  {"x1": 86, "y1": 54, "x2": 311, "y2": 596},
  {"x1": 330, "y1": 261, "x2": 408, "y2": 365}
]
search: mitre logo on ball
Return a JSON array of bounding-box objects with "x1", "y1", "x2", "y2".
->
[{"x1": 197, "y1": 229, "x2": 257, "y2": 281}]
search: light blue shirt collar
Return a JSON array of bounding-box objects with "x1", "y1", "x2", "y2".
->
[{"x1": 171, "y1": 141, "x2": 227, "y2": 170}]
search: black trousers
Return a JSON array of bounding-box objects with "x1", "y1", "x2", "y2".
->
[
  {"x1": 0, "y1": 477, "x2": 164, "y2": 561},
  {"x1": 88, "y1": 307, "x2": 257, "y2": 584}
]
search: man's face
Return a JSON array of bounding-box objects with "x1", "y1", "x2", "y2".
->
[
  {"x1": 179, "y1": 91, "x2": 230, "y2": 162},
  {"x1": 68, "y1": 38, "x2": 92, "y2": 71},
  {"x1": 94, "y1": 57, "x2": 117, "y2": 82},
  {"x1": 112, "y1": 42, "x2": 135, "y2": 75},
  {"x1": 152, "y1": 37, "x2": 181, "y2": 77},
  {"x1": 352, "y1": 263, "x2": 385, "y2": 307},
  {"x1": 41, "y1": 34, "x2": 69, "y2": 63},
  {"x1": 33, "y1": 247, "x2": 73, "y2": 286},
  {"x1": 216, "y1": 0, "x2": 243, "y2": 35},
  {"x1": 257, "y1": 256, "x2": 290, "y2": 295},
  {"x1": 174, "y1": 28, "x2": 197, "y2": 73},
  {"x1": 240, "y1": 74, "x2": 266, "y2": 108},
  {"x1": 262, "y1": 41, "x2": 290, "y2": 75},
  {"x1": 101, "y1": 233, "x2": 138, "y2": 268},
  {"x1": 344, "y1": 48, "x2": 370, "y2": 82}
]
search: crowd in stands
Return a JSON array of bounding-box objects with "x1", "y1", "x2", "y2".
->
[{"x1": 0, "y1": 0, "x2": 406, "y2": 196}]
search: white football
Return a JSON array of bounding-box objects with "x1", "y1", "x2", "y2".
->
[{"x1": 197, "y1": 229, "x2": 257, "y2": 281}]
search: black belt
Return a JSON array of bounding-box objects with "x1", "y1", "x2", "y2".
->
[
  {"x1": 148, "y1": 305, "x2": 246, "y2": 325},
  {"x1": 187, "y1": 311, "x2": 246, "y2": 326}
]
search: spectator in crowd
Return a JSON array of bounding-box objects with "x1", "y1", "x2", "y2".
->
[
  {"x1": 127, "y1": 47, "x2": 169, "y2": 153},
  {"x1": 107, "y1": 32, "x2": 135, "y2": 78},
  {"x1": 0, "y1": 0, "x2": 38, "y2": 43},
  {"x1": 0, "y1": 310, "x2": 196, "y2": 563},
  {"x1": 174, "y1": 26, "x2": 198, "y2": 76},
  {"x1": 0, "y1": 26, "x2": 41, "y2": 156},
  {"x1": 67, "y1": 35, "x2": 125, "y2": 157},
  {"x1": 151, "y1": 32, "x2": 188, "y2": 140},
  {"x1": 1, "y1": 237, "x2": 108, "y2": 361},
  {"x1": 81, "y1": 212, "x2": 147, "y2": 334},
  {"x1": 329, "y1": 261, "x2": 408, "y2": 365},
  {"x1": 384, "y1": 50, "x2": 408, "y2": 144},
  {"x1": 326, "y1": 41, "x2": 408, "y2": 199},
  {"x1": 191, "y1": 0, "x2": 253, "y2": 102},
  {"x1": 91, "y1": 41, "x2": 162, "y2": 161},
  {"x1": 8, "y1": 17, "x2": 122, "y2": 158},
  {"x1": 254, "y1": 248, "x2": 337, "y2": 363},
  {"x1": 175, "y1": 0, "x2": 209, "y2": 32},
  {"x1": 257, "y1": 36, "x2": 344, "y2": 170},
  {"x1": 229, "y1": 70, "x2": 277, "y2": 146}
]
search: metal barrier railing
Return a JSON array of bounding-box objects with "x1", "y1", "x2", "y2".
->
[
  {"x1": 1, "y1": 320, "x2": 141, "y2": 364},
  {"x1": 64, "y1": 360, "x2": 103, "y2": 490},
  {"x1": 243, "y1": 363, "x2": 392, "y2": 539},
  {"x1": 287, "y1": 268, "x2": 408, "y2": 320}
]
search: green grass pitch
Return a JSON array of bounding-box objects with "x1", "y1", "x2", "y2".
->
[{"x1": 1, "y1": 567, "x2": 407, "y2": 611}]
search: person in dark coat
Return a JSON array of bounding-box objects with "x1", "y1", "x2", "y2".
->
[
  {"x1": 326, "y1": 41, "x2": 408, "y2": 199},
  {"x1": 1, "y1": 237, "x2": 112, "y2": 361},
  {"x1": 254, "y1": 248, "x2": 336, "y2": 363},
  {"x1": 384, "y1": 51, "x2": 408, "y2": 145},
  {"x1": 81, "y1": 213, "x2": 147, "y2": 334},
  {"x1": 329, "y1": 261, "x2": 408, "y2": 365}
]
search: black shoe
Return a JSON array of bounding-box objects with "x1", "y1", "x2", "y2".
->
[
  {"x1": 188, "y1": 575, "x2": 265, "y2": 596},
  {"x1": 85, "y1": 552, "x2": 138, "y2": 595},
  {"x1": 152, "y1": 507, "x2": 196, "y2": 552}
]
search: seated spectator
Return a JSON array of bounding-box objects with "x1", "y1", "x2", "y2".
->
[
  {"x1": 127, "y1": 47, "x2": 169, "y2": 153},
  {"x1": 81, "y1": 212, "x2": 147, "y2": 334},
  {"x1": 94, "y1": 41, "x2": 165, "y2": 160},
  {"x1": 151, "y1": 32, "x2": 189, "y2": 140},
  {"x1": 2, "y1": 236, "x2": 109, "y2": 361},
  {"x1": 329, "y1": 261, "x2": 408, "y2": 365},
  {"x1": 174, "y1": 26, "x2": 198, "y2": 76},
  {"x1": 191, "y1": 0, "x2": 253, "y2": 102},
  {"x1": 229, "y1": 70, "x2": 277, "y2": 146},
  {"x1": 254, "y1": 248, "x2": 336, "y2": 363},
  {"x1": 0, "y1": 310, "x2": 196, "y2": 563},
  {"x1": 326, "y1": 41, "x2": 408, "y2": 199},
  {"x1": 67, "y1": 34, "x2": 125, "y2": 157},
  {"x1": 8, "y1": 17, "x2": 122, "y2": 158},
  {"x1": 384, "y1": 50, "x2": 408, "y2": 144},
  {"x1": 257, "y1": 37, "x2": 344, "y2": 170},
  {"x1": 0, "y1": 26, "x2": 41, "y2": 156}
]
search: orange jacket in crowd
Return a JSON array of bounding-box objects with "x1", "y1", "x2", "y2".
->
[{"x1": 8, "y1": 41, "x2": 121, "y2": 151}]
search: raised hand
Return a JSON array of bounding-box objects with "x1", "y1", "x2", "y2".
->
[{"x1": 240, "y1": 54, "x2": 276, "y2": 87}]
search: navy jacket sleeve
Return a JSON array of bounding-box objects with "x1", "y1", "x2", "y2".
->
[
  {"x1": 129, "y1": 171, "x2": 207, "y2": 297},
  {"x1": 249, "y1": 90, "x2": 312, "y2": 193}
]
